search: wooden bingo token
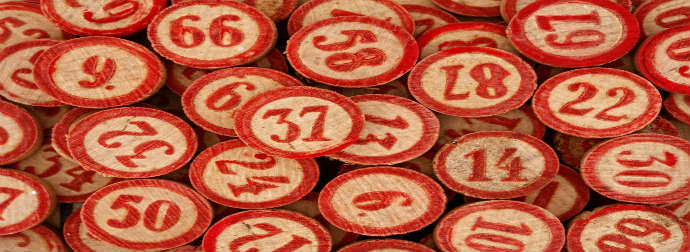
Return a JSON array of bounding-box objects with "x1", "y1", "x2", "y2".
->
[
  {"x1": 40, "y1": 0, "x2": 166, "y2": 36},
  {"x1": 507, "y1": 0, "x2": 639, "y2": 68},
  {"x1": 202, "y1": 210, "x2": 331, "y2": 252},
  {"x1": 517, "y1": 164, "x2": 589, "y2": 221},
  {"x1": 182, "y1": 67, "x2": 303, "y2": 137},
  {"x1": 234, "y1": 86, "x2": 364, "y2": 158},
  {"x1": 533, "y1": 68, "x2": 662, "y2": 138},
  {"x1": 435, "y1": 200, "x2": 565, "y2": 252},
  {"x1": 0, "y1": 40, "x2": 62, "y2": 106},
  {"x1": 416, "y1": 22, "x2": 519, "y2": 58},
  {"x1": 661, "y1": 199, "x2": 690, "y2": 222},
  {"x1": 581, "y1": 133, "x2": 690, "y2": 204},
  {"x1": 68, "y1": 107, "x2": 197, "y2": 178},
  {"x1": 636, "y1": 25, "x2": 689, "y2": 95},
  {"x1": 433, "y1": 131, "x2": 559, "y2": 199},
  {"x1": 432, "y1": 0, "x2": 500, "y2": 17},
  {"x1": 171, "y1": 0, "x2": 296, "y2": 21},
  {"x1": 148, "y1": 1, "x2": 277, "y2": 69},
  {"x1": 0, "y1": 100, "x2": 40, "y2": 165},
  {"x1": 500, "y1": 0, "x2": 633, "y2": 23},
  {"x1": 0, "y1": 2, "x2": 70, "y2": 50},
  {"x1": 329, "y1": 94, "x2": 439, "y2": 165},
  {"x1": 0, "y1": 169, "x2": 55, "y2": 235},
  {"x1": 246, "y1": 48, "x2": 289, "y2": 73},
  {"x1": 50, "y1": 107, "x2": 96, "y2": 160},
  {"x1": 338, "y1": 239, "x2": 434, "y2": 252},
  {"x1": 319, "y1": 166, "x2": 446, "y2": 236},
  {"x1": 165, "y1": 62, "x2": 212, "y2": 96},
  {"x1": 567, "y1": 204, "x2": 690, "y2": 252},
  {"x1": 34, "y1": 36, "x2": 165, "y2": 108},
  {"x1": 0, "y1": 225, "x2": 65, "y2": 252},
  {"x1": 665, "y1": 93, "x2": 690, "y2": 124},
  {"x1": 408, "y1": 46, "x2": 537, "y2": 117},
  {"x1": 81, "y1": 179, "x2": 212, "y2": 250},
  {"x1": 402, "y1": 4, "x2": 459, "y2": 37},
  {"x1": 635, "y1": 0, "x2": 689, "y2": 38},
  {"x1": 63, "y1": 208, "x2": 136, "y2": 252}
]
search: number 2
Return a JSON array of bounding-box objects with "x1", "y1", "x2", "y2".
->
[{"x1": 558, "y1": 82, "x2": 635, "y2": 121}]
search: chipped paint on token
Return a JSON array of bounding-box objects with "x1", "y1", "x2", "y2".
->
[
  {"x1": 636, "y1": 25, "x2": 689, "y2": 95},
  {"x1": 517, "y1": 164, "x2": 589, "y2": 221},
  {"x1": 0, "y1": 169, "x2": 55, "y2": 235},
  {"x1": 50, "y1": 107, "x2": 96, "y2": 161},
  {"x1": 0, "y1": 225, "x2": 65, "y2": 252},
  {"x1": 0, "y1": 2, "x2": 71, "y2": 50},
  {"x1": 0, "y1": 40, "x2": 62, "y2": 106},
  {"x1": 63, "y1": 207, "x2": 135, "y2": 252},
  {"x1": 416, "y1": 22, "x2": 519, "y2": 58},
  {"x1": 338, "y1": 239, "x2": 434, "y2": 252},
  {"x1": 402, "y1": 4, "x2": 459, "y2": 37},
  {"x1": 665, "y1": 93, "x2": 690, "y2": 124},
  {"x1": 0, "y1": 99, "x2": 40, "y2": 165},
  {"x1": 634, "y1": 0, "x2": 689, "y2": 38},
  {"x1": 432, "y1": 0, "x2": 500, "y2": 17}
]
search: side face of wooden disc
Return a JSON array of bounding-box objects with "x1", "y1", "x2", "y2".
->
[
  {"x1": 519, "y1": 164, "x2": 590, "y2": 221},
  {"x1": 401, "y1": 4, "x2": 458, "y2": 37},
  {"x1": 665, "y1": 93, "x2": 690, "y2": 124},
  {"x1": 0, "y1": 225, "x2": 65, "y2": 252},
  {"x1": 0, "y1": 100, "x2": 40, "y2": 165},
  {"x1": 63, "y1": 208, "x2": 133, "y2": 252},
  {"x1": 337, "y1": 239, "x2": 434, "y2": 252},
  {"x1": 165, "y1": 62, "x2": 212, "y2": 96},
  {"x1": 636, "y1": 25, "x2": 690, "y2": 95},
  {"x1": 245, "y1": 48, "x2": 290, "y2": 73},
  {"x1": 0, "y1": 40, "x2": 62, "y2": 106},
  {"x1": 416, "y1": 22, "x2": 519, "y2": 58},
  {"x1": 0, "y1": 3, "x2": 70, "y2": 50},
  {"x1": 0, "y1": 169, "x2": 55, "y2": 235},
  {"x1": 634, "y1": 0, "x2": 689, "y2": 38},
  {"x1": 50, "y1": 107, "x2": 96, "y2": 161}
]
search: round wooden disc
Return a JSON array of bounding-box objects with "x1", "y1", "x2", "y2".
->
[
  {"x1": 581, "y1": 133, "x2": 690, "y2": 204},
  {"x1": 0, "y1": 225, "x2": 65, "y2": 252},
  {"x1": 63, "y1": 207, "x2": 136, "y2": 252},
  {"x1": 81, "y1": 179, "x2": 212, "y2": 251},
  {"x1": 402, "y1": 4, "x2": 458, "y2": 37},
  {"x1": 50, "y1": 107, "x2": 96, "y2": 161},
  {"x1": 286, "y1": 16, "x2": 418, "y2": 88},
  {"x1": 68, "y1": 107, "x2": 197, "y2": 178},
  {"x1": 202, "y1": 210, "x2": 332, "y2": 252},
  {"x1": 532, "y1": 68, "x2": 662, "y2": 138},
  {"x1": 0, "y1": 2, "x2": 71, "y2": 50},
  {"x1": 660, "y1": 198, "x2": 690, "y2": 223},
  {"x1": 337, "y1": 239, "x2": 434, "y2": 252},
  {"x1": 665, "y1": 93, "x2": 690, "y2": 124},
  {"x1": 0, "y1": 169, "x2": 56, "y2": 235},
  {"x1": 147, "y1": 0, "x2": 277, "y2": 69},
  {"x1": 507, "y1": 0, "x2": 639, "y2": 68},
  {"x1": 567, "y1": 204, "x2": 689, "y2": 252},
  {"x1": 434, "y1": 200, "x2": 565, "y2": 252},
  {"x1": 433, "y1": 131, "x2": 559, "y2": 199},
  {"x1": 416, "y1": 22, "x2": 519, "y2": 58},
  {"x1": 636, "y1": 25, "x2": 689, "y2": 95},
  {"x1": 171, "y1": 0, "x2": 297, "y2": 21},
  {"x1": 0, "y1": 99, "x2": 41, "y2": 165},
  {"x1": 518, "y1": 164, "x2": 589, "y2": 221},
  {"x1": 0, "y1": 40, "x2": 62, "y2": 106},
  {"x1": 634, "y1": 0, "x2": 689, "y2": 38},
  {"x1": 182, "y1": 67, "x2": 303, "y2": 137},
  {"x1": 432, "y1": 0, "x2": 500, "y2": 17},
  {"x1": 408, "y1": 46, "x2": 537, "y2": 117},
  {"x1": 34, "y1": 36, "x2": 165, "y2": 108},
  {"x1": 500, "y1": 0, "x2": 632, "y2": 22},
  {"x1": 234, "y1": 86, "x2": 364, "y2": 159},
  {"x1": 318, "y1": 166, "x2": 447, "y2": 236}
]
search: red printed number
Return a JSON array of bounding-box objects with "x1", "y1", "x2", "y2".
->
[
  {"x1": 465, "y1": 148, "x2": 527, "y2": 182},
  {"x1": 354, "y1": 114, "x2": 409, "y2": 149},
  {"x1": 0, "y1": 17, "x2": 49, "y2": 44},
  {"x1": 229, "y1": 223, "x2": 312, "y2": 252},
  {"x1": 441, "y1": 63, "x2": 510, "y2": 100},
  {"x1": 206, "y1": 82, "x2": 256, "y2": 111},
  {"x1": 655, "y1": 7, "x2": 690, "y2": 28},
  {"x1": 59, "y1": 167, "x2": 97, "y2": 192},
  {"x1": 170, "y1": 15, "x2": 244, "y2": 48},
  {"x1": 106, "y1": 194, "x2": 181, "y2": 232},
  {"x1": 0, "y1": 187, "x2": 22, "y2": 221},
  {"x1": 10, "y1": 49, "x2": 43, "y2": 90},
  {"x1": 352, "y1": 191, "x2": 413, "y2": 216},
  {"x1": 596, "y1": 218, "x2": 671, "y2": 252},
  {"x1": 262, "y1": 106, "x2": 331, "y2": 143},
  {"x1": 465, "y1": 216, "x2": 533, "y2": 252},
  {"x1": 98, "y1": 121, "x2": 175, "y2": 168},
  {"x1": 612, "y1": 151, "x2": 676, "y2": 188},
  {"x1": 667, "y1": 38, "x2": 690, "y2": 78},
  {"x1": 79, "y1": 56, "x2": 116, "y2": 89},
  {"x1": 536, "y1": 11, "x2": 605, "y2": 49},
  {"x1": 215, "y1": 154, "x2": 290, "y2": 197},
  {"x1": 558, "y1": 82, "x2": 635, "y2": 121},
  {"x1": 312, "y1": 30, "x2": 386, "y2": 72}
]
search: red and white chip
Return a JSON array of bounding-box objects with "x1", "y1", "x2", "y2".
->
[
  {"x1": 50, "y1": 107, "x2": 96, "y2": 161},
  {"x1": 81, "y1": 179, "x2": 212, "y2": 251},
  {"x1": 319, "y1": 166, "x2": 446, "y2": 236},
  {"x1": 68, "y1": 107, "x2": 197, "y2": 178},
  {"x1": 636, "y1": 25, "x2": 689, "y2": 95},
  {"x1": 517, "y1": 164, "x2": 589, "y2": 221},
  {"x1": 0, "y1": 169, "x2": 55, "y2": 235},
  {"x1": 286, "y1": 16, "x2": 418, "y2": 88},
  {"x1": 234, "y1": 86, "x2": 364, "y2": 159},
  {"x1": 182, "y1": 67, "x2": 303, "y2": 136},
  {"x1": 533, "y1": 68, "x2": 662, "y2": 138},
  {"x1": 0, "y1": 100, "x2": 40, "y2": 165},
  {"x1": 330, "y1": 94, "x2": 439, "y2": 165},
  {"x1": 0, "y1": 2, "x2": 71, "y2": 50},
  {"x1": 432, "y1": 0, "x2": 500, "y2": 17},
  {"x1": 665, "y1": 93, "x2": 690, "y2": 124},
  {"x1": 63, "y1": 207, "x2": 136, "y2": 252},
  {"x1": 581, "y1": 133, "x2": 689, "y2": 204},
  {"x1": 148, "y1": 1, "x2": 277, "y2": 69},
  {"x1": 660, "y1": 198, "x2": 690, "y2": 222},
  {"x1": 434, "y1": 131, "x2": 559, "y2": 199},
  {"x1": 435, "y1": 200, "x2": 565, "y2": 252},
  {"x1": 337, "y1": 239, "x2": 434, "y2": 252},
  {"x1": 567, "y1": 204, "x2": 689, "y2": 252},
  {"x1": 634, "y1": 0, "x2": 689, "y2": 38},
  {"x1": 0, "y1": 225, "x2": 65, "y2": 252},
  {"x1": 40, "y1": 0, "x2": 166, "y2": 36},
  {"x1": 402, "y1": 4, "x2": 458, "y2": 37},
  {"x1": 408, "y1": 46, "x2": 537, "y2": 117},
  {"x1": 507, "y1": 0, "x2": 639, "y2": 68},
  {"x1": 416, "y1": 22, "x2": 519, "y2": 58},
  {"x1": 34, "y1": 36, "x2": 165, "y2": 108},
  {"x1": 0, "y1": 40, "x2": 62, "y2": 106},
  {"x1": 202, "y1": 210, "x2": 332, "y2": 252}
]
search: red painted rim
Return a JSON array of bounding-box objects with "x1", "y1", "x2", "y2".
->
[
  {"x1": 0, "y1": 100, "x2": 40, "y2": 165},
  {"x1": 635, "y1": 25, "x2": 690, "y2": 95},
  {"x1": 0, "y1": 169, "x2": 54, "y2": 235}
]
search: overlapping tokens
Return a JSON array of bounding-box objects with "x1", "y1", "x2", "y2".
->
[
  {"x1": 34, "y1": 36, "x2": 165, "y2": 108},
  {"x1": 50, "y1": 107, "x2": 96, "y2": 160},
  {"x1": 507, "y1": 0, "x2": 639, "y2": 68},
  {"x1": 165, "y1": 62, "x2": 212, "y2": 96},
  {"x1": 337, "y1": 78, "x2": 410, "y2": 98},
  {"x1": 63, "y1": 208, "x2": 136, "y2": 252},
  {"x1": 634, "y1": 0, "x2": 690, "y2": 38},
  {"x1": 432, "y1": 0, "x2": 500, "y2": 17},
  {"x1": 202, "y1": 210, "x2": 331, "y2": 252},
  {"x1": 337, "y1": 239, "x2": 434, "y2": 252},
  {"x1": 636, "y1": 25, "x2": 689, "y2": 95},
  {"x1": 246, "y1": 49, "x2": 289, "y2": 73},
  {"x1": 318, "y1": 166, "x2": 446, "y2": 236},
  {"x1": 27, "y1": 106, "x2": 70, "y2": 134},
  {"x1": 0, "y1": 2, "x2": 70, "y2": 50},
  {"x1": 234, "y1": 86, "x2": 364, "y2": 159},
  {"x1": 661, "y1": 198, "x2": 690, "y2": 222},
  {"x1": 416, "y1": 22, "x2": 519, "y2": 58},
  {"x1": 0, "y1": 100, "x2": 40, "y2": 165},
  {"x1": 402, "y1": 4, "x2": 458, "y2": 37},
  {"x1": 517, "y1": 164, "x2": 589, "y2": 221},
  {"x1": 182, "y1": 67, "x2": 303, "y2": 136},
  {"x1": 533, "y1": 68, "x2": 662, "y2": 138},
  {"x1": 567, "y1": 204, "x2": 689, "y2": 252},
  {"x1": 81, "y1": 179, "x2": 212, "y2": 251},
  {"x1": 433, "y1": 131, "x2": 559, "y2": 199},
  {"x1": 286, "y1": 16, "x2": 418, "y2": 88},
  {"x1": 148, "y1": 1, "x2": 277, "y2": 69},
  {"x1": 0, "y1": 169, "x2": 55, "y2": 235},
  {"x1": 434, "y1": 200, "x2": 565, "y2": 252},
  {"x1": 0, "y1": 40, "x2": 62, "y2": 106},
  {"x1": 665, "y1": 93, "x2": 690, "y2": 124},
  {"x1": 0, "y1": 225, "x2": 65, "y2": 252},
  {"x1": 581, "y1": 133, "x2": 689, "y2": 204},
  {"x1": 68, "y1": 107, "x2": 197, "y2": 178},
  {"x1": 408, "y1": 46, "x2": 537, "y2": 117}
]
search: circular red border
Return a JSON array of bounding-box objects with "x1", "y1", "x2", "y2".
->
[
  {"x1": 0, "y1": 100, "x2": 41, "y2": 165},
  {"x1": 164, "y1": 62, "x2": 207, "y2": 96},
  {"x1": 567, "y1": 204, "x2": 690, "y2": 252},
  {"x1": 68, "y1": 107, "x2": 198, "y2": 178},
  {"x1": 0, "y1": 2, "x2": 73, "y2": 42},
  {"x1": 416, "y1": 22, "x2": 508, "y2": 58},
  {"x1": 147, "y1": 0, "x2": 277, "y2": 69},
  {"x1": 34, "y1": 36, "x2": 165, "y2": 108},
  {"x1": 665, "y1": 94, "x2": 690, "y2": 124},
  {"x1": 15, "y1": 225, "x2": 65, "y2": 252},
  {"x1": 545, "y1": 164, "x2": 590, "y2": 221},
  {"x1": 532, "y1": 67, "x2": 662, "y2": 138},
  {"x1": 51, "y1": 107, "x2": 94, "y2": 160},
  {"x1": 507, "y1": 0, "x2": 640, "y2": 68},
  {"x1": 408, "y1": 46, "x2": 537, "y2": 117},
  {"x1": 318, "y1": 166, "x2": 447, "y2": 236},
  {"x1": 182, "y1": 67, "x2": 303, "y2": 137},
  {"x1": 81, "y1": 179, "x2": 212, "y2": 251},
  {"x1": 337, "y1": 239, "x2": 434, "y2": 252},
  {"x1": 500, "y1": 0, "x2": 521, "y2": 22},
  {"x1": 433, "y1": 131, "x2": 560, "y2": 199},
  {"x1": 329, "y1": 94, "x2": 440, "y2": 165},
  {"x1": 189, "y1": 139, "x2": 319, "y2": 209},
  {"x1": 581, "y1": 133, "x2": 690, "y2": 204},
  {"x1": 0, "y1": 169, "x2": 55, "y2": 235},
  {"x1": 634, "y1": 0, "x2": 688, "y2": 38},
  {"x1": 63, "y1": 207, "x2": 116, "y2": 252},
  {"x1": 234, "y1": 86, "x2": 364, "y2": 159},
  {"x1": 636, "y1": 25, "x2": 690, "y2": 95},
  {"x1": 434, "y1": 200, "x2": 565, "y2": 252},
  {"x1": 0, "y1": 39, "x2": 63, "y2": 107},
  {"x1": 286, "y1": 16, "x2": 419, "y2": 88},
  {"x1": 431, "y1": 0, "x2": 499, "y2": 17},
  {"x1": 402, "y1": 4, "x2": 459, "y2": 37},
  {"x1": 202, "y1": 209, "x2": 332, "y2": 252}
]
